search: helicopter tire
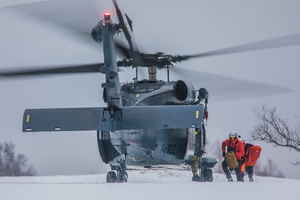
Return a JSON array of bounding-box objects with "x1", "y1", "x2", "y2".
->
[
  {"x1": 117, "y1": 172, "x2": 128, "y2": 183},
  {"x1": 203, "y1": 168, "x2": 213, "y2": 182},
  {"x1": 124, "y1": 172, "x2": 128, "y2": 182},
  {"x1": 106, "y1": 171, "x2": 117, "y2": 183}
]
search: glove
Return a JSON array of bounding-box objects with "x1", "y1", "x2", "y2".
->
[
  {"x1": 241, "y1": 156, "x2": 245, "y2": 161},
  {"x1": 222, "y1": 152, "x2": 226, "y2": 157}
]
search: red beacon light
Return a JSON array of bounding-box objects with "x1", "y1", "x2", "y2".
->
[{"x1": 104, "y1": 12, "x2": 111, "y2": 21}]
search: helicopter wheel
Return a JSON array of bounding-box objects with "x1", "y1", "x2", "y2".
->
[
  {"x1": 203, "y1": 168, "x2": 213, "y2": 182},
  {"x1": 106, "y1": 171, "x2": 117, "y2": 183},
  {"x1": 117, "y1": 171, "x2": 128, "y2": 183}
]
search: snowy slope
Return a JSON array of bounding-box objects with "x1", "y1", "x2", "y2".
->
[{"x1": 0, "y1": 170, "x2": 299, "y2": 200}]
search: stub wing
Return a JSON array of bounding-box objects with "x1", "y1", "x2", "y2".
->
[
  {"x1": 23, "y1": 105, "x2": 204, "y2": 132},
  {"x1": 112, "y1": 105, "x2": 204, "y2": 130},
  {"x1": 23, "y1": 108, "x2": 104, "y2": 132}
]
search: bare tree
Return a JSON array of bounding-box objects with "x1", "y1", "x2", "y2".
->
[
  {"x1": 0, "y1": 142, "x2": 36, "y2": 176},
  {"x1": 251, "y1": 104, "x2": 300, "y2": 165}
]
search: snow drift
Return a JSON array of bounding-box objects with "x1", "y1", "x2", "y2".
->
[{"x1": 0, "y1": 169, "x2": 299, "y2": 200}]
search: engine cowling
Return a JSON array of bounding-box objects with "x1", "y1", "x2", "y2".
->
[{"x1": 174, "y1": 80, "x2": 196, "y2": 104}]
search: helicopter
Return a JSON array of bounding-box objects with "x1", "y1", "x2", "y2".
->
[{"x1": 1, "y1": 0, "x2": 300, "y2": 182}]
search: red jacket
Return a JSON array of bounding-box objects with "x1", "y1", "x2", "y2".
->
[{"x1": 222, "y1": 139, "x2": 244, "y2": 160}]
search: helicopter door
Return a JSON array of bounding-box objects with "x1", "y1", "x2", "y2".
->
[{"x1": 97, "y1": 130, "x2": 120, "y2": 164}]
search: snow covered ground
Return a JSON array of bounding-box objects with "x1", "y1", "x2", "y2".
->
[{"x1": 0, "y1": 170, "x2": 299, "y2": 200}]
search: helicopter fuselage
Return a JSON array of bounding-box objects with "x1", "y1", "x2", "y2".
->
[
  {"x1": 20, "y1": 10, "x2": 208, "y2": 178},
  {"x1": 91, "y1": 14, "x2": 207, "y2": 169},
  {"x1": 98, "y1": 79, "x2": 206, "y2": 167}
]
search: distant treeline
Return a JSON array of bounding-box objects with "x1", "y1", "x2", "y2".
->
[{"x1": 0, "y1": 141, "x2": 36, "y2": 176}]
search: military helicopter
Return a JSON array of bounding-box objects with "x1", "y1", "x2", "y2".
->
[{"x1": 1, "y1": 0, "x2": 300, "y2": 183}]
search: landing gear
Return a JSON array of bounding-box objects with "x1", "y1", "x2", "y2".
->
[
  {"x1": 192, "y1": 121, "x2": 217, "y2": 182},
  {"x1": 106, "y1": 171, "x2": 117, "y2": 183},
  {"x1": 106, "y1": 168, "x2": 128, "y2": 183},
  {"x1": 117, "y1": 171, "x2": 128, "y2": 183},
  {"x1": 197, "y1": 157, "x2": 216, "y2": 182},
  {"x1": 106, "y1": 170, "x2": 128, "y2": 183},
  {"x1": 202, "y1": 168, "x2": 213, "y2": 182},
  {"x1": 106, "y1": 154, "x2": 128, "y2": 183}
]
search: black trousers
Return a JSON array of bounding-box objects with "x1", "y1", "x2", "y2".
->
[
  {"x1": 245, "y1": 166, "x2": 254, "y2": 178},
  {"x1": 222, "y1": 159, "x2": 244, "y2": 181}
]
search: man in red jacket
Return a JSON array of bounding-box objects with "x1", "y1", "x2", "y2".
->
[{"x1": 221, "y1": 132, "x2": 244, "y2": 182}]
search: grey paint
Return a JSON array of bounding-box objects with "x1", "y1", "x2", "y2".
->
[
  {"x1": 104, "y1": 105, "x2": 204, "y2": 130},
  {"x1": 23, "y1": 105, "x2": 203, "y2": 132},
  {"x1": 23, "y1": 107, "x2": 104, "y2": 132}
]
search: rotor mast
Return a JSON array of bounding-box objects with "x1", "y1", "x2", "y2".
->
[
  {"x1": 148, "y1": 66, "x2": 157, "y2": 81},
  {"x1": 148, "y1": 66, "x2": 170, "y2": 82}
]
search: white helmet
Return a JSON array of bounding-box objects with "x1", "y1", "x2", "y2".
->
[{"x1": 229, "y1": 132, "x2": 238, "y2": 140}]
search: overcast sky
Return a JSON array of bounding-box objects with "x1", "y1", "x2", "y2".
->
[{"x1": 1, "y1": 0, "x2": 300, "y2": 178}]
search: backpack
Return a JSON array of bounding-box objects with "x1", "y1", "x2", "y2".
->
[
  {"x1": 241, "y1": 145, "x2": 262, "y2": 173},
  {"x1": 225, "y1": 151, "x2": 238, "y2": 169}
]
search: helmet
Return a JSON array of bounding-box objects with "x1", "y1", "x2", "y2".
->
[{"x1": 229, "y1": 132, "x2": 238, "y2": 141}]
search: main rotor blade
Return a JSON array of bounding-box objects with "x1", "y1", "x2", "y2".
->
[
  {"x1": 5, "y1": 0, "x2": 101, "y2": 46},
  {"x1": 115, "y1": 41, "x2": 132, "y2": 59},
  {"x1": 114, "y1": 42, "x2": 168, "y2": 67},
  {"x1": 112, "y1": 1, "x2": 145, "y2": 67},
  {"x1": 113, "y1": 1, "x2": 134, "y2": 55},
  {"x1": 171, "y1": 67, "x2": 292, "y2": 101},
  {"x1": 185, "y1": 33, "x2": 300, "y2": 60},
  {"x1": 0, "y1": 63, "x2": 104, "y2": 77},
  {"x1": 115, "y1": 33, "x2": 300, "y2": 68}
]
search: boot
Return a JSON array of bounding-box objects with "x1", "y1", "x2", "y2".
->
[
  {"x1": 237, "y1": 175, "x2": 244, "y2": 182},
  {"x1": 249, "y1": 177, "x2": 254, "y2": 182},
  {"x1": 192, "y1": 174, "x2": 201, "y2": 182},
  {"x1": 227, "y1": 175, "x2": 233, "y2": 182}
]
